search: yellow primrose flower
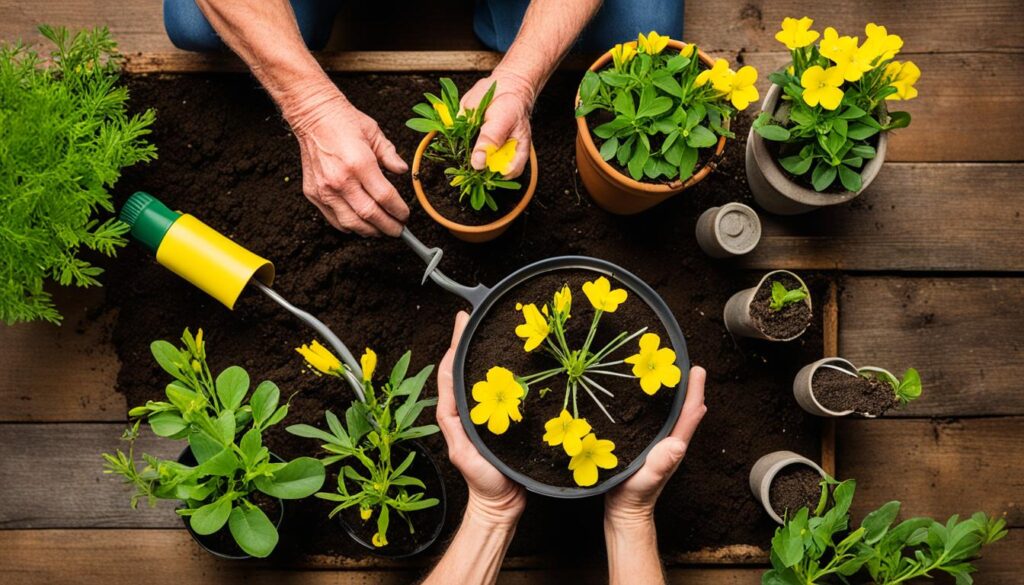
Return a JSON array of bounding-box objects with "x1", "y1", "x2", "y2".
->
[
  {"x1": 553, "y1": 285, "x2": 572, "y2": 317},
  {"x1": 727, "y1": 65, "x2": 759, "y2": 111},
  {"x1": 515, "y1": 303, "x2": 550, "y2": 352},
  {"x1": 433, "y1": 102, "x2": 454, "y2": 127},
  {"x1": 864, "y1": 23, "x2": 903, "y2": 61},
  {"x1": 361, "y1": 348, "x2": 377, "y2": 382},
  {"x1": 624, "y1": 333, "x2": 681, "y2": 395},
  {"x1": 484, "y1": 139, "x2": 517, "y2": 175},
  {"x1": 568, "y1": 433, "x2": 618, "y2": 487},
  {"x1": 582, "y1": 276, "x2": 629, "y2": 313},
  {"x1": 359, "y1": 507, "x2": 372, "y2": 521},
  {"x1": 543, "y1": 410, "x2": 592, "y2": 456},
  {"x1": 610, "y1": 41, "x2": 637, "y2": 69},
  {"x1": 819, "y1": 27, "x2": 859, "y2": 75},
  {"x1": 884, "y1": 60, "x2": 920, "y2": 100},
  {"x1": 695, "y1": 58, "x2": 733, "y2": 91},
  {"x1": 680, "y1": 43, "x2": 696, "y2": 58},
  {"x1": 775, "y1": 17, "x2": 819, "y2": 50},
  {"x1": 637, "y1": 31, "x2": 670, "y2": 55},
  {"x1": 296, "y1": 340, "x2": 342, "y2": 375},
  {"x1": 371, "y1": 532, "x2": 387, "y2": 547},
  {"x1": 471, "y1": 367, "x2": 525, "y2": 434},
  {"x1": 800, "y1": 65, "x2": 845, "y2": 110}
]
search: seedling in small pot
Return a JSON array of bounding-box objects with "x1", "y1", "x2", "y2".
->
[
  {"x1": 749, "y1": 450, "x2": 828, "y2": 524},
  {"x1": 289, "y1": 346, "x2": 444, "y2": 555},
  {"x1": 795, "y1": 358, "x2": 922, "y2": 417},
  {"x1": 724, "y1": 270, "x2": 812, "y2": 341},
  {"x1": 101, "y1": 329, "x2": 326, "y2": 558}
]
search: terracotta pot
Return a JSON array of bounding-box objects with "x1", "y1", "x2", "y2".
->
[
  {"x1": 745, "y1": 84, "x2": 888, "y2": 215},
  {"x1": 412, "y1": 131, "x2": 538, "y2": 243},
  {"x1": 722, "y1": 269, "x2": 811, "y2": 341},
  {"x1": 749, "y1": 450, "x2": 827, "y2": 524},
  {"x1": 793, "y1": 357, "x2": 859, "y2": 417},
  {"x1": 575, "y1": 40, "x2": 728, "y2": 215}
]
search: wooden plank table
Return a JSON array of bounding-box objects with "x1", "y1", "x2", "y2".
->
[{"x1": 2, "y1": 0, "x2": 1023, "y2": 582}]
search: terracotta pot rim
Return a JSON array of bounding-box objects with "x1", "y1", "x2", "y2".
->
[
  {"x1": 411, "y1": 131, "x2": 538, "y2": 235},
  {"x1": 574, "y1": 39, "x2": 728, "y2": 195}
]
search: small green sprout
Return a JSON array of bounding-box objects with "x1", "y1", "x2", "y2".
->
[
  {"x1": 769, "y1": 280, "x2": 809, "y2": 311},
  {"x1": 860, "y1": 367, "x2": 923, "y2": 404}
]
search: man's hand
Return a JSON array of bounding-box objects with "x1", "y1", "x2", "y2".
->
[
  {"x1": 461, "y1": 71, "x2": 535, "y2": 179},
  {"x1": 437, "y1": 311, "x2": 526, "y2": 525},
  {"x1": 287, "y1": 87, "x2": 410, "y2": 237}
]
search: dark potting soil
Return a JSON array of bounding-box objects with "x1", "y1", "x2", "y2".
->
[
  {"x1": 465, "y1": 270, "x2": 675, "y2": 488},
  {"x1": 417, "y1": 150, "x2": 527, "y2": 226},
  {"x1": 768, "y1": 466, "x2": 823, "y2": 518},
  {"x1": 813, "y1": 368, "x2": 897, "y2": 416},
  {"x1": 99, "y1": 71, "x2": 825, "y2": 562},
  {"x1": 749, "y1": 273, "x2": 813, "y2": 340}
]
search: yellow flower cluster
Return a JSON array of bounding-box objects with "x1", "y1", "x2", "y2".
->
[
  {"x1": 515, "y1": 277, "x2": 627, "y2": 352},
  {"x1": 543, "y1": 410, "x2": 617, "y2": 486},
  {"x1": 695, "y1": 59, "x2": 759, "y2": 111},
  {"x1": 610, "y1": 31, "x2": 692, "y2": 71}
]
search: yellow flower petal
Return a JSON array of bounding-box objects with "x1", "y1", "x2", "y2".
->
[
  {"x1": 470, "y1": 367, "x2": 523, "y2": 435},
  {"x1": 638, "y1": 31, "x2": 670, "y2": 55},
  {"x1": 572, "y1": 461, "x2": 599, "y2": 487},
  {"x1": 582, "y1": 276, "x2": 629, "y2": 313},
  {"x1": 433, "y1": 102, "x2": 454, "y2": 127},
  {"x1": 515, "y1": 303, "x2": 550, "y2": 352},
  {"x1": 296, "y1": 340, "x2": 343, "y2": 375},
  {"x1": 371, "y1": 532, "x2": 387, "y2": 547},
  {"x1": 484, "y1": 139, "x2": 517, "y2": 175},
  {"x1": 360, "y1": 348, "x2": 377, "y2": 382},
  {"x1": 775, "y1": 16, "x2": 819, "y2": 50}
]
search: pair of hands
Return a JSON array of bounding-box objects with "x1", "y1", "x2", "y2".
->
[
  {"x1": 436, "y1": 311, "x2": 708, "y2": 528},
  {"x1": 288, "y1": 73, "x2": 535, "y2": 237}
]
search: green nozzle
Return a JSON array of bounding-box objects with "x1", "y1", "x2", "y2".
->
[{"x1": 120, "y1": 192, "x2": 182, "y2": 253}]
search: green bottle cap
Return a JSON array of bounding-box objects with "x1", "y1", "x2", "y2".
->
[{"x1": 119, "y1": 192, "x2": 182, "y2": 253}]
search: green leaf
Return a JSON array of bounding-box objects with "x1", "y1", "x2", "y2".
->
[
  {"x1": 851, "y1": 144, "x2": 877, "y2": 159},
  {"x1": 886, "y1": 111, "x2": 912, "y2": 129},
  {"x1": 862, "y1": 501, "x2": 901, "y2": 544},
  {"x1": 239, "y1": 428, "x2": 263, "y2": 463},
  {"x1": 228, "y1": 504, "x2": 278, "y2": 558},
  {"x1": 150, "y1": 341, "x2": 183, "y2": 378},
  {"x1": 196, "y1": 447, "x2": 240, "y2": 477},
  {"x1": 254, "y1": 457, "x2": 325, "y2": 499},
  {"x1": 685, "y1": 125, "x2": 718, "y2": 148},
  {"x1": 188, "y1": 431, "x2": 222, "y2": 464},
  {"x1": 774, "y1": 507, "x2": 809, "y2": 568},
  {"x1": 627, "y1": 138, "x2": 650, "y2": 180},
  {"x1": 847, "y1": 123, "x2": 880, "y2": 140},
  {"x1": 612, "y1": 91, "x2": 635, "y2": 118},
  {"x1": 838, "y1": 165, "x2": 863, "y2": 192},
  {"x1": 779, "y1": 154, "x2": 813, "y2": 176},
  {"x1": 215, "y1": 410, "x2": 236, "y2": 443},
  {"x1": 148, "y1": 412, "x2": 187, "y2": 438},
  {"x1": 677, "y1": 145, "x2": 699, "y2": 181},
  {"x1": 599, "y1": 137, "x2": 619, "y2": 161},
  {"x1": 286, "y1": 423, "x2": 348, "y2": 447},
  {"x1": 839, "y1": 105, "x2": 867, "y2": 119},
  {"x1": 346, "y1": 404, "x2": 372, "y2": 444},
  {"x1": 324, "y1": 410, "x2": 350, "y2": 445},
  {"x1": 389, "y1": 352, "x2": 411, "y2": 389},
  {"x1": 652, "y1": 74, "x2": 683, "y2": 98},
  {"x1": 250, "y1": 381, "x2": 279, "y2": 425},
  {"x1": 811, "y1": 161, "x2": 838, "y2": 192},
  {"x1": 896, "y1": 368, "x2": 923, "y2": 403},
  {"x1": 189, "y1": 496, "x2": 233, "y2": 535},
  {"x1": 396, "y1": 398, "x2": 435, "y2": 431},
  {"x1": 405, "y1": 118, "x2": 443, "y2": 133},
  {"x1": 397, "y1": 424, "x2": 441, "y2": 440},
  {"x1": 394, "y1": 364, "x2": 435, "y2": 401},
  {"x1": 215, "y1": 366, "x2": 249, "y2": 411}
]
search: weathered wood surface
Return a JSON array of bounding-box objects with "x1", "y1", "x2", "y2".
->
[{"x1": 840, "y1": 278, "x2": 1024, "y2": 417}]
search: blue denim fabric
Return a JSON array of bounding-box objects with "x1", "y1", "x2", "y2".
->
[
  {"x1": 473, "y1": 0, "x2": 686, "y2": 52},
  {"x1": 163, "y1": 0, "x2": 340, "y2": 51}
]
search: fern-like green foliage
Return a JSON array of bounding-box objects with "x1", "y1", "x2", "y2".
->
[{"x1": 0, "y1": 25, "x2": 156, "y2": 324}]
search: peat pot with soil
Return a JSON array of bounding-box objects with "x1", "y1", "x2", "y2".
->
[
  {"x1": 574, "y1": 32, "x2": 758, "y2": 214},
  {"x1": 746, "y1": 18, "x2": 918, "y2": 215},
  {"x1": 407, "y1": 78, "x2": 538, "y2": 243},
  {"x1": 748, "y1": 450, "x2": 828, "y2": 524},
  {"x1": 794, "y1": 358, "x2": 923, "y2": 417},
  {"x1": 723, "y1": 270, "x2": 812, "y2": 341}
]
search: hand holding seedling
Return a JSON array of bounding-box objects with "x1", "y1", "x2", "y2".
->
[{"x1": 461, "y1": 71, "x2": 535, "y2": 179}]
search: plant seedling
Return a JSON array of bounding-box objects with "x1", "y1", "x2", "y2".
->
[
  {"x1": 769, "y1": 280, "x2": 809, "y2": 311},
  {"x1": 860, "y1": 367, "x2": 923, "y2": 405}
]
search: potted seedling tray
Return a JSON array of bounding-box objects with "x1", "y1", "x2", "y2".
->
[{"x1": 75, "y1": 66, "x2": 840, "y2": 566}]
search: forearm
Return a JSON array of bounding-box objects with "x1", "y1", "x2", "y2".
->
[
  {"x1": 493, "y1": 0, "x2": 603, "y2": 101},
  {"x1": 422, "y1": 497, "x2": 521, "y2": 585},
  {"x1": 605, "y1": 515, "x2": 665, "y2": 585}
]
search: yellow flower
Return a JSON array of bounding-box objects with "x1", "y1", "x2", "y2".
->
[
  {"x1": 568, "y1": 433, "x2": 618, "y2": 487},
  {"x1": 819, "y1": 27, "x2": 860, "y2": 80},
  {"x1": 433, "y1": 102, "x2": 454, "y2": 127},
  {"x1": 296, "y1": 340, "x2": 343, "y2": 375},
  {"x1": 637, "y1": 31, "x2": 670, "y2": 55},
  {"x1": 449, "y1": 174, "x2": 465, "y2": 187},
  {"x1": 775, "y1": 17, "x2": 819, "y2": 50},
  {"x1": 543, "y1": 410, "x2": 592, "y2": 456},
  {"x1": 194, "y1": 329, "x2": 204, "y2": 354},
  {"x1": 727, "y1": 65, "x2": 759, "y2": 111},
  {"x1": 470, "y1": 367, "x2": 524, "y2": 435},
  {"x1": 610, "y1": 41, "x2": 637, "y2": 69},
  {"x1": 361, "y1": 348, "x2": 377, "y2": 382},
  {"x1": 884, "y1": 60, "x2": 920, "y2": 100},
  {"x1": 515, "y1": 303, "x2": 550, "y2": 352},
  {"x1": 624, "y1": 333, "x2": 681, "y2": 395},
  {"x1": 371, "y1": 532, "x2": 387, "y2": 547},
  {"x1": 359, "y1": 507, "x2": 372, "y2": 521},
  {"x1": 864, "y1": 23, "x2": 903, "y2": 61},
  {"x1": 582, "y1": 276, "x2": 629, "y2": 313},
  {"x1": 800, "y1": 65, "x2": 845, "y2": 110},
  {"x1": 553, "y1": 285, "x2": 572, "y2": 317},
  {"x1": 680, "y1": 43, "x2": 695, "y2": 58},
  {"x1": 484, "y1": 139, "x2": 517, "y2": 175},
  {"x1": 695, "y1": 58, "x2": 732, "y2": 91}
]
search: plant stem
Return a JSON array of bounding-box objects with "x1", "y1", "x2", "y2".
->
[
  {"x1": 579, "y1": 379, "x2": 615, "y2": 423},
  {"x1": 585, "y1": 370, "x2": 635, "y2": 379},
  {"x1": 581, "y1": 376, "x2": 614, "y2": 398},
  {"x1": 586, "y1": 327, "x2": 647, "y2": 368}
]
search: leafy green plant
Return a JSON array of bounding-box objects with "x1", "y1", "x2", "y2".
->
[
  {"x1": 102, "y1": 329, "x2": 325, "y2": 558},
  {"x1": 289, "y1": 348, "x2": 440, "y2": 548},
  {"x1": 860, "y1": 367, "x2": 922, "y2": 405},
  {"x1": 406, "y1": 78, "x2": 520, "y2": 211},
  {"x1": 753, "y1": 18, "x2": 917, "y2": 192},
  {"x1": 1, "y1": 25, "x2": 156, "y2": 324},
  {"x1": 764, "y1": 479, "x2": 1006, "y2": 585},
  {"x1": 770, "y1": 280, "x2": 809, "y2": 311},
  {"x1": 575, "y1": 31, "x2": 758, "y2": 183}
]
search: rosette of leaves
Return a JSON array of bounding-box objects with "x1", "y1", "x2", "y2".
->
[{"x1": 102, "y1": 329, "x2": 325, "y2": 558}]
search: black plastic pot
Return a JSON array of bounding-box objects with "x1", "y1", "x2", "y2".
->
[
  {"x1": 337, "y1": 440, "x2": 447, "y2": 558},
  {"x1": 400, "y1": 229, "x2": 691, "y2": 499},
  {"x1": 176, "y1": 447, "x2": 285, "y2": 560}
]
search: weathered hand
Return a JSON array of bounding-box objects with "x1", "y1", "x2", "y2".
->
[
  {"x1": 437, "y1": 311, "x2": 526, "y2": 525},
  {"x1": 461, "y1": 71, "x2": 534, "y2": 179},
  {"x1": 287, "y1": 88, "x2": 409, "y2": 237},
  {"x1": 605, "y1": 367, "x2": 707, "y2": 525}
]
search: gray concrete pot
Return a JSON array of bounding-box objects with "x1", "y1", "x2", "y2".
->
[
  {"x1": 723, "y1": 270, "x2": 811, "y2": 341},
  {"x1": 749, "y1": 450, "x2": 827, "y2": 524},
  {"x1": 793, "y1": 357, "x2": 859, "y2": 417},
  {"x1": 745, "y1": 84, "x2": 888, "y2": 215},
  {"x1": 695, "y1": 203, "x2": 762, "y2": 258}
]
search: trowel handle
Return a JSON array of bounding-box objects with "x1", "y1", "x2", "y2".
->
[{"x1": 399, "y1": 228, "x2": 490, "y2": 309}]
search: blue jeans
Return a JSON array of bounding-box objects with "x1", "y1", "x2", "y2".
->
[{"x1": 163, "y1": 0, "x2": 339, "y2": 51}]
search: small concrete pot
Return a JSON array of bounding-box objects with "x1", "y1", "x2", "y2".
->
[
  {"x1": 749, "y1": 450, "x2": 827, "y2": 524},
  {"x1": 723, "y1": 270, "x2": 811, "y2": 341},
  {"x1": 695, "y1": 203, "x2": 762, "y2": 258},
  {"x1": 793, "y1": 357, "x2": 860, "y2": 417},
  {"x1": 745, "y1": 84, "x2": 888, "y2": 215}
]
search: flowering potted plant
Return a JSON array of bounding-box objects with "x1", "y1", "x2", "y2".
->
[
  {"x1": 794, "y1": 358, "x2": 922, "y2": 417},
  {"x1": 575, "y1": 31, "x2": 759, "y2": 214},
  {"x1": 466, "y1": 273, "x2": 682, "y2": 489},
  {"x1": 723, "y1": 270, "x2": 812, "y2": 341},
  {"x1": 289, "y1": 344, "x2": 446, "y2": 557},
  {"x1": 747, "y1": 17, "x2": 919, "y2": 214},
  {"x1": 101, "y1": 329, "x2": 326, "y2": 559},
  {"x1": 407, "y1": 78, "x2": 538, "y2": 242}
]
